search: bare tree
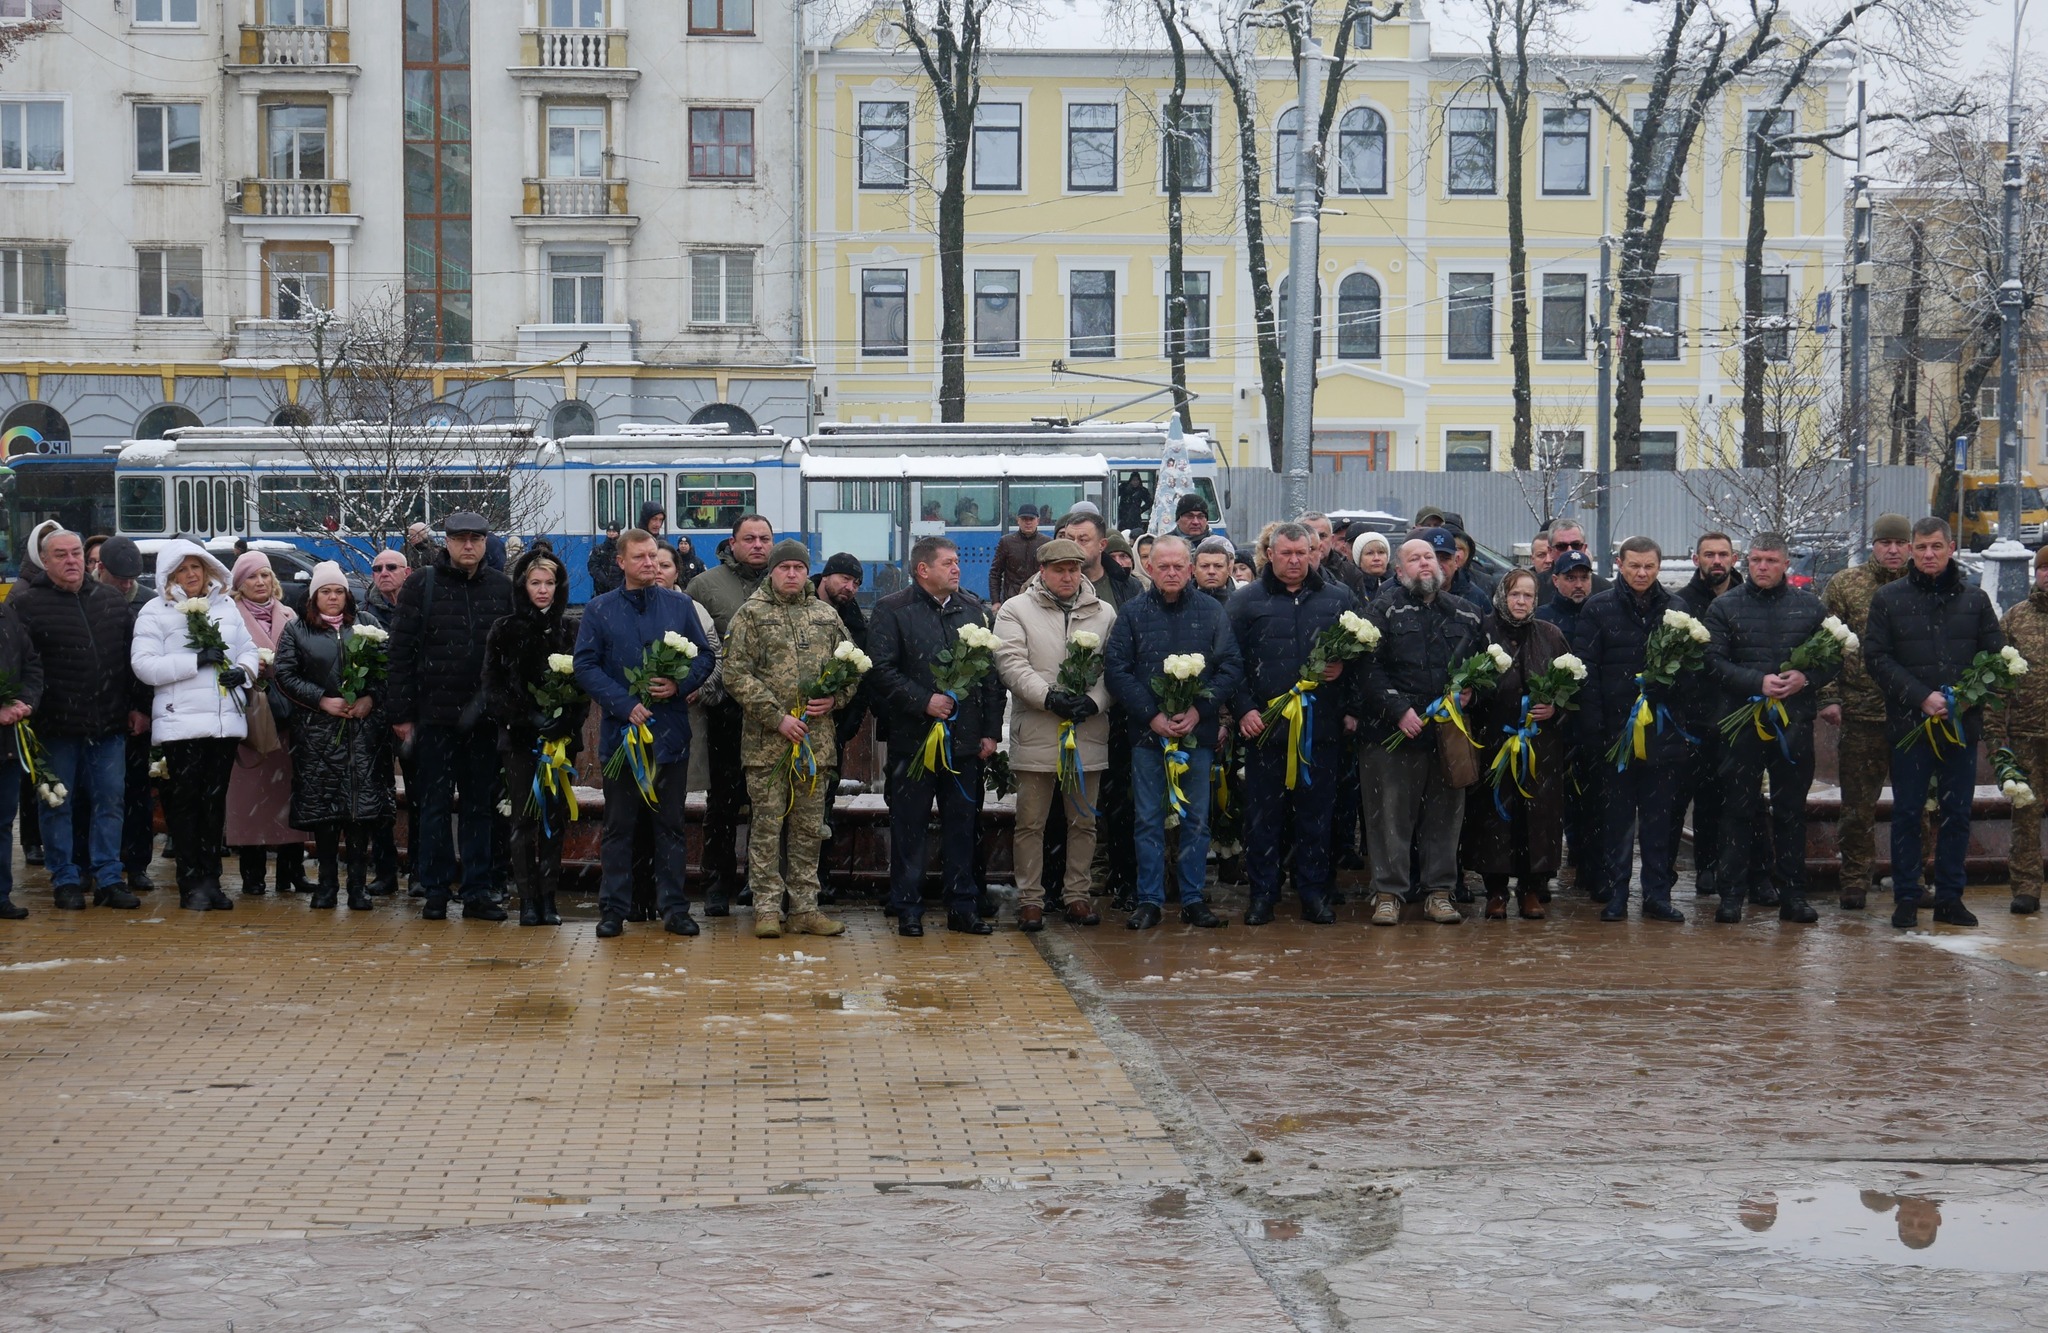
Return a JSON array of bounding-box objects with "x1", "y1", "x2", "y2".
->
[
  {"x1": 1511, "y1": 393, "x2": 1593, "y2": 530},
  {"x1": 0, "y1": 8, "x2": 56, "y2": 69},
  {"x1": 1679, "y1": 332, "x2": 1849, "y2": 541}
]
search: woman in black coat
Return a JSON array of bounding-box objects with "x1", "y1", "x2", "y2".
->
[
  {"x1": 274, "y1": 564, "x2": 395, "y2": 911},
  {"x1": 483, "y1": 547, "x2": 588, "y2": 927}
]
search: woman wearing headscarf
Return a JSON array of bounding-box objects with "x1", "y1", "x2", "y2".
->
[
  {"x1": 224, "y1": 552, "x2": 313, "y2": 898},
  {"x1": 132, "y1": 540, "x2": 261, "y2": 911},
  {"x1": 273, "y1": 563, "x2": 394, "y2": 912},
  {"x1": 1460, "y1": 567, "x2": 1571, "y2": 921}
]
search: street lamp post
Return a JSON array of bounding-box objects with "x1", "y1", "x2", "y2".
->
[{"x1": 1281, "y1": 18, "x2": 1325, "y2": 520}]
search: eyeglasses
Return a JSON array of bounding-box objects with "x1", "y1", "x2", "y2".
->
[
  {"x1": 1551, "y1": 539, "x2": 1587, "y2": 551},
  {"x1": 371, "y1": 562, "x2": 404, "y2": 572}
]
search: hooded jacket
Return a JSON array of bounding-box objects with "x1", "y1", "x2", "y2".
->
[
  {"x1": 130, "y1": 540, "x2": 261, "y2": 744},
  {"x1": 572, "y1": 582, "x2": 716, "y2": 764},
  {"x1": 1862, "y1": 559, "x2": 2004, "y2": 742},
  {"x1": 483, "y1": 547, "x2": 589, "y2": 755},
  {"x1": 386, "y1": 547, "x2": 516, "y2": 728},
  {"x1": 992, "y1": 572, "x2": 1117, "y2": 773},
  {"x1": 722, "y1": 575, "x2": 866, "y2": 770},
  {"x1": 8, "y1": 539, "x2": 136, "y2": 739}
]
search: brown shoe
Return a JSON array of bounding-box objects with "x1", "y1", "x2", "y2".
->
[
  {"x1": 1064, "y1": 898, "x2": 1101, "y2": 926},
  {"x1": 753, "y1": 915, "x2": 784, "y2": 939},
  {"x1": 1018, "y1": 904, "x2": 1045, "y2": 932},
  {"x1": 788, "y1": 911, "x2": 845, "y2": 937},
  {"x1": 1484, "y1": 892, "x2": 1508, "y2": 920},
  {"x1": 1518, "y1": 891, "x2": 1546, "y2": 920}
]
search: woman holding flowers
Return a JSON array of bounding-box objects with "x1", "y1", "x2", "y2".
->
[
  {"x1": 273, "y1": 563, "x2": 394, "y2": 912},
  {"x1": 131, "y1": 540, "x2": 262, "y2": 911},
  {"x1": 1462, "y1": 568, "x2": 1576, "y2": 921},
  {"x1": 992, "y1": 538, "x2": 1117, "y2": 931},
  {"x1": 225, "y1": 552, "x2": 312, "y2": 900},
  {"x1": 483, "y1": 547, "x2": 587, "y2": 927}
]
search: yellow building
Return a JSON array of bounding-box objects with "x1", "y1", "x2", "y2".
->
[{"x1": 807, "y1": 8, "x2": 1848, "y2": 472}]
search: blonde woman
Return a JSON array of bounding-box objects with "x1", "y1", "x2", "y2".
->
[{"x1": 225, "y1": 552, "x2": 312, "y2": 898}]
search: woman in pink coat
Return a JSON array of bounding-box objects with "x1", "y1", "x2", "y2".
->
[{"x1": 225, "y1": 552, "x2": 313, "y2": 895}]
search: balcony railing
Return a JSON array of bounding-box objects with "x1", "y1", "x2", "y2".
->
[
  {"x1": 246, "y1": 178, "x2": 349, "y2": 216},
  {"x1": 524, "y1": 26, "x2": 624, "y2": 69},
  {"x1": 240, "y1": 25, "x2": 348, "y2": 65},
  {"x1": 527, "y1": 177, "x2": 625, "y2": 216}
]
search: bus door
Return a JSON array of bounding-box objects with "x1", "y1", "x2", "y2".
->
[{"x1": 172, "y1": 473, "x2": 250, "y2": 542}]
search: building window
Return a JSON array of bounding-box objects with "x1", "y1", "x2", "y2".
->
[
  {"x1": 1337, "y1": 107, "x2": 1386, "y2": 195},
  {"x1": 1447, "y1": 272, "x2": 1493, "y2": 360},
  {"x1": 1164, "y1": 270, "x2": 1211, "y2": 360},
  {"x1": 1540, "y1": 107, "x2": 1589, "y2": 195},
  {"x1": 861, "y1": 268, "x2": 908, "y2": 357},
  {"x1": 1446, "y1": 430, "x2": 1493, "y2": 472},
  {"x1": 690, "y1": 250, "x2": 754, "y2": 325},
  {"x1": 265, "y1": 103, "x2": 327, "y2": 179},
  {"x1": 1348, "y1": 13, "x2": 1373, "y2": 47},
  {"x1": 688, "y1": 0, "x2": 751, "y2": 35},
  {"x1": 0, "y1": 246, "x2": 64, "y2": 316},
  {"x1": 1337, "y1": 272, "x2": 1380, "y2": 359},
  {"x1": 545, "y1": 104, "x2": 603, "y2": 178},
  {"x1": 972, "y1": 102, "x2": 1021, "y2": 190},
  {"x1": 1447, "y1": 107, "x2": 1495, "y2": 194},
  {"x1": 136, "y1": 404, "x2": 201, "y2": 440},
  {"x1": 1276, "y1": 107, "x2": 1303, "y2": 194},
  {"x1": 1758, "y1": 271, "x2": 1790, "y2": 361},
  {"x1": 1068, "y1": 269, "x2": 1115, "y2": 357},
  {"x1": 1631, "y1": 108, "x2": 1680, "y2": 189},
  {"x1": 138, "y1": 247, "x2": 202, "y2": 317},
  {"x1": 857, "y1": 100, "x2": 908, "y2": 189},
  {"x1": 548, "y1": 252, "x2": 604, "y2": 324},
  {"x1": 1161, "y1": 102, "x2": 1212, "y2": 192},
  {"x1": 135, "y1": 103, "x2": 200, "y2": 175},
  {"x1": 973, "y1": 269, "x2": 1020, "y2": 357},
  {"x1": 1636, "y1": 429, "x2": 1679, "y2": 471},
  {"x1": 404, "y1": 0, "x2": 471, "y2": 360},
  {"x1": 1539, "y1": 429, "x2": 1586, "y2": 469},
  {"x1": 689, "y1": 107, "x2": 753, "y2": 180},
  {"x1": 0, "y1": 99, "x2": 64, "y2": 173},
  {"x1": 1641, "y1": 274, "x2": 1680, "y2": 361},
  {"x1": 1745, "y1": 109, "x2": 1793, "y2": 197},
  {"x1": 268, "y1": 247, "x2": 329, "y2": 319},
  {"x1": 0, "y1": 2, "x2": 65, "y2": 19},
  {"x1": 547, "y1": 0, "x2": 601, "y2": 25},
  {"x1": 550, "y1": 399, "x2": 596, "y2": 437},
  {"x1": 1067, "y1": 103, "x2": 1117, "y2": 191},
  {"x1": 1540, "y1": 273, "x2": 1587, "y2": 360},
  {"x1": 134, "y1": 0, "x2": 197, "y2": 24}
]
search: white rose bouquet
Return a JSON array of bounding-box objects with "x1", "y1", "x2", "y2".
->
[
  {"x1": 1993, "y1": 745, "x2": 2036, "y2": 809},
  {"x1": 1607, "y1": 609, "x2": 1710, "y2": 769},
  {"x1": 909, "y1": 621, "x2": 1000, "y2": 780},
  {"x1": 1719, "y1": 615, "x2": 1855, "y2": 748},
  {"x1": 1258, "y1": 610, "x2": 1380, "y2": 789},
  {"x1": 780, "y1": 639, "x2": 873, "y2": 796},
  {"x1": 177, "y1": 595, "x2": 239, "y2": 693},
  {"x1": 1051, "y1": 629, "x2": 1106, "y2": 800},
  {"x1": 1485, "y1": 651, "x2": 1585, "y2": 814},
  {"x1": 1383, "y1": 643, "x2": 1512, "y2": 753},
  {"x1": 1900, "y1": 645, "x2": 2029, "y2": 755},
  {"x1": 1151, "y1": 652, "x2": 1210, "y2": 824}
]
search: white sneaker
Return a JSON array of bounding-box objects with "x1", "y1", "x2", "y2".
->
[
  {"x1": 1371, "y1": 894, "x2": 1401, "y2": 927},
  {"x1": 1424, "y1": 892, "x2": 1463, "y2": 924}
]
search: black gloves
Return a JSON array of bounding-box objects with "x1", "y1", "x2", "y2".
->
[
  {"x1": 1068, "y1": 695, "x2": 1099, "y2": 722},
  {"x1": 539, "y1": 713, "x2": 579, "y2": 742},
  {"x1": 1044, "y1": 690, "x2": 1098, "y2": 722},
  {"x1": 195, "y1": 646, "x2": 226, "y2": 667},
  {"x1": 219, "y1": 666, "x2": 249, "y2": 690}
]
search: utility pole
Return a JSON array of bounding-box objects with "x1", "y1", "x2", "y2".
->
[
  {"x1": 1280, "y1": 9, "x2": 1325, "y2": 520},
  {"x1": 1848, "y1": 66, "x2": 1872, "y2": 560},
  {"x1": 1595, "y1": 166, "x2": 1614, "y2": 578},
  {"x1": 1996, "y1": 0, "x2": 2029, "y2": 548}
]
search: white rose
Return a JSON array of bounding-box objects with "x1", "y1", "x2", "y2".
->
[
  {"x1": 1553, "y1": 653, "x2": 1587, "y2": 681},
  {"x1": 1821, "y1": 616, "x2": 1849, "y2": 642},
  {"x1": 1687, "y1": 618, "x2": 1711, "y2": 644},
  {"x1": 257, "y1": 648, "x2": 275, "y2": 665},
  {"x1": 176, "y1": 597, "x2": 211, "y2": 615},
  {"x1": 834, "y1": 640, "x2": 858, "y2": 661},
  {"x1": 548, "y1": 653, "x2": 576, "y2": 675},
  {"x1": 2017, "y1": 784, "x2": 2038, "y2": 809},
  {"x1": 1070, "y1": 630, "x2": 1101, "y2": 651},
  {"x1": 1842, "y1": 633, "x2": 1860, "y2": 655},
  {"x1": 1487, "y1": 644, "x2": 1513, "y2": 671},
  {"x1": 2010, "y1": 654, "x2": 2031, "y2": 676},
  {"x1": 1662, "y1": 608, "x2": 1689, "y2": 630},
  {"x1": 2002, "y1": 645, "x2": 2021, "y2": 661},
  {"x1": 351, "y1": 624, "x2": 389, "y2": 644},
  {"x1": 496, "y1": 800, "x2": 512, "y2": 817},
  {"x1": 663, "y1": 630, "x2": 688, "y2": 651},
  {"x1": 1357, "y1": 620, "x2": 1382, "y2": 648}
]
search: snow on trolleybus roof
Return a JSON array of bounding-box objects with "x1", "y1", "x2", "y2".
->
[
  {"x1": 116, "y1": 422, "x2": 538, "y2": 467},
  {"x1": 807, "y1": 420, "x2": 1214, "y2": 461},
  {"x1": 800, "y1": 453, "x2": 1112, "y2": 480}
]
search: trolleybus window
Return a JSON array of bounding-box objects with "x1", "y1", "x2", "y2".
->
[
  {"x1": 675, "y1": 472, "x2": 755, "y2": 530},
  {"x1": 175, "y1": 476, "x2": 248, "y2": 538},
  {"x1": 117, "y1": 476, "x2": 167, "y2": 533},
  {"x1": 428, "y1": 476, "x2": 512, "y2": 526},
  {"x1": 918, "y1": 482, "x2": 998, "y2": 529},
  {"x1": 258, "y1": 473, "x2": 335, "y2": 532},
  {"x1": 593, "y1": 474, "x2": 664, "y2": 531},
  {"x1": 1006, "y1": 483, "x2": 1088, "y2": 526},
  {"x1": 347, "y1": 476, "x2": 427, "y2": 529}
]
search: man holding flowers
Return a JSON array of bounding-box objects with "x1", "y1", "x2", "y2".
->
[
  {"x1": 1105, "y1": 535, "x2": 1242, "y2": 929},
  {"x1": 868, "y1": 536, "x2": 1005, "y2": 937},
  {"x1": 1997, "y1": 546, "x2": 2048, "y2": 916},
  {"x1": 1863, "y1": 517, "x2": 2006, "y2": 929},
  {"x1": 993, "y1": 538, "x2": 1117, "y2": 931},
  {"x1": 1701, "y1": 533, "x2": 1844, "y2": 925},
  {"x1": 721, "y1": 540, "x2": 869, "y2": 940},
  {"x1": 573, "y1": 528, "x2": 716, "y2": 939}
]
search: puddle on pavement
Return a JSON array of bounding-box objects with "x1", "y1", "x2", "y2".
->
[
  {"x1": 884, "y1": 987, "x2": 952, "y2": 1010},
  {"x1": 1262, "y1": 1218, "x2": 1303, "y2": 1241},
  {"x1": 1732, "y1": 1183, "x2": 2048, "y2": 1273}
]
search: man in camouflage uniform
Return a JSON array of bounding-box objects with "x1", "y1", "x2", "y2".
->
[
  {"x1": 721, "y1": 540, "x2": 866, "y2": 939},
  {"x1": 1998, "y1": 546, "x2": 2048, "y2": 915},
  {"x1": 1819, "y1": 513, "x2": 1912, "y2": 909}
]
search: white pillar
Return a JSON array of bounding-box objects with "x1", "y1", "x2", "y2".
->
[
  {"x1": 243, "y1": 237, "x2": 264, "y2": 319},
  {"x1": 331, "y1": 88, "x2": 350, "y2": 185},
  {"x1": 524, "y1": 238, "x2": 542, "y2": 325},
  {"x1": 522, "y1": 92, "x2": 541, "y2": 181},
  {"x1": 332, "y1": 236, "x2": 351, "y2": 312},
  {"x1": 606, "y1": 90, "x2": 628, "y2": 182},
  {"x1": 609, "y1": 238, "x2": 629, "y2": 325},
  {"x1": 242, "y1": 89, "x2": 260, "y2": 179}
]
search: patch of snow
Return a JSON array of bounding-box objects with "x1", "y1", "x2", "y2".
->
[{"x1": 0, "y1": 1010, "x2": 55, "y2": 1021}]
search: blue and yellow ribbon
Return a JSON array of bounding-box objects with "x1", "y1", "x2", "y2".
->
[
  {"x1": 1745, "y1": 695, "x2": 1795, "y2": 762},
  {"x1": 14, "y1": 721, "x2": 44, "y2": 790},
  {"x1": 1057, "y1": 719, "x2": 1097, "y2": 814},
  {"x1": 609, "y1": 720, "x2": 659, "y2": 806},
  {"x1": 1162, "y1": 741, "x2": 1192, "y2": 820},
  {"x1": 1899, "y1": 685, "x2": 1964, "y2": 756},
  {"x1": 1487, "y1": 696, "x2": 1539, "y2": 820},
  {"x1": 780, "y1": 707, "x2": 822, "y2": 813},
  {"x1": 1422, "y1": 688, "x2": 1475, "y2": 746},
  {"x1": 1262, "y1": 682, "x2": 1314, "y2": 789},
  {"x1": 529, "y1": 736, "x2": 581, "y2": 837}
]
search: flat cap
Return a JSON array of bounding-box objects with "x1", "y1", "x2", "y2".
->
[{"x1": 1037, "y1": 538, "x2": 1086, "y2": 565}]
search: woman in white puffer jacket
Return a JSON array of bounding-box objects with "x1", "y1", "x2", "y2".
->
[{"x1": 132, "y1": 539, "x2": 262, "y2": 911}]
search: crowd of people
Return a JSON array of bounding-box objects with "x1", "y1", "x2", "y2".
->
[{"x1": 0, "y1": 496, "x2": 2032, "y2": 939}]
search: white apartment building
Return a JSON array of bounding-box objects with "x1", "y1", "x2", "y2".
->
[{"x1": 0, "y1": 0, "x2": 811, "y2": 463}]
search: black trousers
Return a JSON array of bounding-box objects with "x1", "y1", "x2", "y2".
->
[
  {"x1": 1717, "y1": 737, "x2": 1816, "y2": 897},
  {"x1": 1244, "y1": 738, "x2": 1341, "y2": 908},
  {"x1": 599, "y1": 756, "x2": 690, "y2": 920},
  {"x1": 122, "y1": 732, "x2": 154, "y2": 875},
  {"x1": 1671, "y1": 731, "x2": 1726, "y2": 894},
  {"x1": 887, "y1": 751, "x2": 984, "y2": 920},
  {"x1": 1564, "y1": 748, "x2": 1606, "y2": 892},
  {"x1": 1602, "y1": 757, "x2": 1685, "y2": 907},
  {"x1": 701, "y1": 700, "x2": 746, "y2": 891},
  {"x1": 503, "y1": 748, "x2": 567, "y2": 899},
  {"x1": 162, "y1": 738, "x2": 238, "y2": 890},
  {"x1": 1100, "y1": 721, "x2": 1134, "y2": 894}
]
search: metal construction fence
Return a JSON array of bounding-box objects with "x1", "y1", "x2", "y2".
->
[{"x1": 1214, "y1": 465, "x2": 1933, "y2": 555}]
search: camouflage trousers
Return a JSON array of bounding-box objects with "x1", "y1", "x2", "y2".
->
[
  {"x1": 2004, "y1": 733, "x2": 2048, "y2": 899},
  {"x1": 1836, "y1": 717, "x2": 1892, "y2": 894},
  {"x1": 744, "y1": 763, "x2": 832, "y2": 919}
]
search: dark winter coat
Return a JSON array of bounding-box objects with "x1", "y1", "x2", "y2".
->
[
  {"x1": 1536, "y1": 568, "x2": 1612, "y2": 604},
  {"x1": 1572, "y1": 581, "x2": 1696, "y2": 767},
  {"x1": 484, "y1": 549, "x2": 589, "y2": 758},
  {"x1": 1673, "y1": 568, "x2": 1744, "y2": 728},
  {"x1": 817, "y1": 584, "x2": 874, "y2": 749},
  {"x1": 273, "y1": 617, "x2": 396, "y2": 826},
  {"x1": 586, "y1": 537, "x2": 624, "y2": 596},
  {"x1": 1093, "y1": 562, "x2": 1143, "y2": 612},
  {"x1": 572, "y1": 584, "x2": 715, "y2": 764},
  {"x1": 8, "y1": 563, "x2": 138, "y2": 739},
  {"x1": 0, "y1": 602, "x2": 45, "y2": 739},
  {"x1": 1226, "y1": 566, "x2": 1359, "y2": 738},
  {"x1": 1104, "y1": 583, "x2": 1244, "y2": 747},
  {"x1": 1702, "y1": 577, "x2": 1837, "y2": 733},
  {"x1": 1357, "y1": 581, "x2": 1486, "y2": 749},
  {"x1": 988, "y1": 529, "x2": 1048, "y2": 603},
  {"x1": 867, "y1": 583, "x2": 1005, "y2": 748},
  {"x1": 1861, "y1": 560, "x2": 2005, "y2": 743},
  {"x1": 1320, "y1": 548, "x2": 1366, "y2": 599},
  {"x1": 386, "y1": 550, "x2": 516, "y2": 728},
  {"x1": 1534, "y1": 591, "x2": 1592, "y2": 645},
  {"x1": 1461, "y1": 611, "x2": 1570, "y2": 877}
]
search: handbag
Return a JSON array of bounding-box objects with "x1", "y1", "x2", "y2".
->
[
  {"x1": 1435, "y1": 722, "x2": 1480, "y2": 789},
  {"x1": 244, "y1": 682, "x2": 282, "y2": 755}
]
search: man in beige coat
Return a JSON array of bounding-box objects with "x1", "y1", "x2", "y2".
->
[{"x1": 993, "y1": 540, "x2": 1117, "y2": 930}]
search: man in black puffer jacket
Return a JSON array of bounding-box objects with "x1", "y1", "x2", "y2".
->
[
  {"x1": 1862, "y1": 517, "x2": 2004, "y2": 929},
  {"x1": 1572, "y1": 535, "x2": 1699, "y2": 924},
  {"x1": 387, "y1": 513, "x2": 516, "y2": 921},
  {"x1": 1228, "y1": 521, "x2": 1359, "y2": 926},
  {"x1": 1671, "y1": 531, "x2": 1741, "y2": 904},
  {"x1": 868, "y1": 535, "x2": 1005, "y2": 936},
  {"x1": 1703, "y1": 532, "x2": 1837, "y2": 925}
]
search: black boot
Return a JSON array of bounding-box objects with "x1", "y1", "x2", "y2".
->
[
  {"x1": 238, "y1": 848, "x2": 268, "y2": 897},
  {"x1": 345, "y1": 846, "x2": 372, "y2": 912},
  {"x1": 0, "y1": 892, "x2": 26, "y2": 919},
  {"x1": 203, "y1": 877, "x2": 234, "y2": 911},
  {"x1": 516, "y1": 862, "x2": 543, "y2": 927},
  {"x1": 278, "y1": 844, "x2": 313, "y2": 895},
  {"x1": 310, "y1": 852, "x2": 339, "y2": 909},
  {"x1": 540, "y1": 862, "x2": 563, "y2": 926},
  {"x1": 178, "y1": 884, "x2": 208, "y2": 911},
  {"x1": 1778, "y1": 893, "x2": 1819, "y2": 924}
]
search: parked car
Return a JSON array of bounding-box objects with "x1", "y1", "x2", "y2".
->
[{"x1": 131, "y1": 538, "x2": 368, "y2": 614}]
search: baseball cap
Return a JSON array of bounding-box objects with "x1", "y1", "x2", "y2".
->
[{"x1": 1552, "y1": 550, "x2": 1594, "y2": 576}]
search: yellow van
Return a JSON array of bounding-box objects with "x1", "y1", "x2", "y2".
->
[{"x1": 1953, "y1": 471, "x2": 2048, "y2": 550}]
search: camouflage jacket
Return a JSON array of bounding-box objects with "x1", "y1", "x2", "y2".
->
[
  {"x1": 1820, "y1": 560, "x2": 1908, "y2": 723},
  {"x1": 2000, "y1": 587, "x2": 2048, "y2": 737},
  {"x1": 721, "y1": 580, "x2": 863, "y2": 769}
]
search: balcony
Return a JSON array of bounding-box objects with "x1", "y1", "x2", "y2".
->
[
  {"x1": 525, "y1": 26, "x2": 624, "y2": 69},
  {"x1": 525, "y1": 177, "x2": 626, "y2": 216},
  {"x1": 239, "y1": 25, "x2": 349, "y2": 66},
  {"x1": 243, "y1": 178, "x2": 350, "y2": 216}
]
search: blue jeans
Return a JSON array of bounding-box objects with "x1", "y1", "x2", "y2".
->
[
  {"x1": 41, "y1": 734, "x2": 127, "y2": 890},
  {"x1": 415, "y1": 724, "x2": 502, "y2": 903},
  {"x1": 1133, "y1": 741, "x2": 1212, "y2": 906},
  {"x1": 1889, "y1": 732, "x2": 1977, "y2": 903}
]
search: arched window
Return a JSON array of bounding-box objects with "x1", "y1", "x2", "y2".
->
[
  {"x1": 1337, "y1": 273, "x2": 1382, "y2": 359},
  {"x1": 136, "y1": 404, "x2": 202, "y2": 440},
  {"x1": 1276, "y1": 276, "x2": 1321, "y2": 360},
  {"x1": 1275, "y1": 107, "x2": 1302, "y2": 194},
  {"x1": 1337, "y1": 108, "x2": 1387, "y2": 195},
  {"x1": 690, "y1": 402, "x2": 758, "y2": 435},
  {"x1": 271, "y1": 404, "x2": 313, "y2": 428},
  {"x1": 1, "y1": 403, "x2": 70, "y2": 456},
  {"x1": 549, "y1": 399, "x2": 597, "y2": 438}
]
